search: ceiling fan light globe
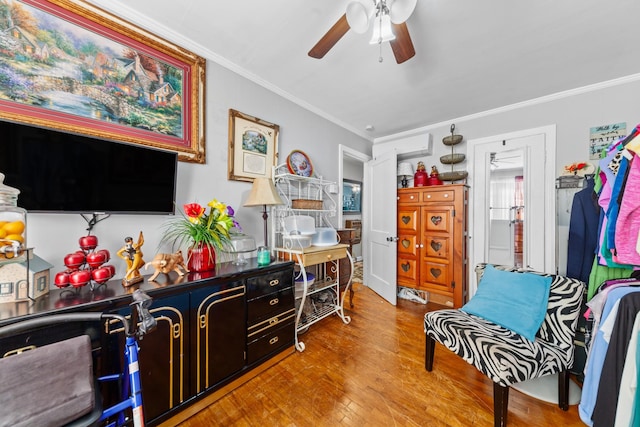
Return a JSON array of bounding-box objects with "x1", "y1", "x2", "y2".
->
[
  {"x1": 389, "y1": 0, "x2": 417, "y2": 24},
  {"x1": 346, "y1": 1, "x2": 370, "y2": 34},
  {"x1": 369, "y1": 14, "x2": 395, "y2": 44}
]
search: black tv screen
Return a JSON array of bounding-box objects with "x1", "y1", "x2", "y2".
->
[{"x1": 0, "y1": 120, "x2": 177, "y2": 214}]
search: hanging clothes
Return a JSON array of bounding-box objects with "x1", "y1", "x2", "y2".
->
[
  {"x1": 579, "y1": 124, "x2": 640, "y2": 426},
  {"x1": 604, "y1": 150, "x2": 632, "y2": 262},
  {"x1": 588, "y1": 257, "x2": 634, "y2": 301},
  {"x1": 613, "y1": 312, "x2": 640, "y2": 426},
  {"x1": 614, "y1": 146, "x2": 640, "y2": 266},
  {"x1": 567, "y1": 176, "x2": 600, "y2": 283},
  {"x1": 579, "y1": 287, "x2": 640, "y2": 426},
  {"x1": 592, "y1": 292, "x2": 640, "y2": 426}
]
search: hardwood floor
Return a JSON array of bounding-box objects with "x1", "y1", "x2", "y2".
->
[{"x1": 175, "y1": 285, "x2": 584, "y2": 426}]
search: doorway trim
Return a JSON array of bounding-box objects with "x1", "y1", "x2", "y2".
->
[{"x1": 467, "y1": 125, "x2": 556, "y2": 295}]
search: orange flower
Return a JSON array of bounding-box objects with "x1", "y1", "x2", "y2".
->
[
  {"x1": 184, "y1": 203, "x2": 205, "y2": 221},
  {"x1": 565, "y1": 162, "x2": 587, "y2": 173}
]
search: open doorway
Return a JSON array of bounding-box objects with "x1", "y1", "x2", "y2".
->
[{"x1": 338, "y1": 145, "x2": 371, "y2": 287}]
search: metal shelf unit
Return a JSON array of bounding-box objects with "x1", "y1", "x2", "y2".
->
[{"x1": 271, "y1": 166, "x2": 351, "y2": 352}]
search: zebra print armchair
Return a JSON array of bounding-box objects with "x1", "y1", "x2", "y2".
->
[{"x1": 424, "y1": 264, "x2": 585, "y2": 427}]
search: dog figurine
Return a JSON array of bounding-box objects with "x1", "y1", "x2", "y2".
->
[{"x1": 145, "y1": 251, "x2": 189, "y2": 282}]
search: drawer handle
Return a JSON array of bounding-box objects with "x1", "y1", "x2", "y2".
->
[
  {"x1": 4, "y1": 345, "x2": 36, "y2": 357},
  {"x1": 173, "y1": 323, "x2": 181, "y2": 339},
  {"x1": 269, "y1": 336, "x2": 279, "y2": 345},
  {"x1": 269, "y1": 279, "x2": 279, "y2": 287},
  {"x1": 199, "y1": 314, "x2": 206, "y2": 329},
  {"x1": 269, "y1": 298, "x2": 279, "y2": 306},
  {"x1": 269, "y1": 317, "x2": 278, "y2": 325},
  {"x1": 427, "y1": 194, "x2": 431, "y2": 199},
  {"x1": 444, "y1": 194, "x2": 449, "y2": 198},
  {"x1": 410, "y1": 195, "x2": 414, "y2": 199}
]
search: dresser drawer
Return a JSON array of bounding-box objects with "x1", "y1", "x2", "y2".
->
[
  {"x1": 247, "y1": 308, "x2": 296, "y2": 338},
  {"x1": 247, "y1": 287, "x2": 294, "y2": 323},
  {"x1": 397, "y1": 191, "x2": 420, "y2": 203},
  {"x1": 423, "y1": 189, "x2": 455, "y2": 202},
  {"x1": 300, "y1": 247, "x2": 346, "y2": 266},
  {"x1": 246, "y1": 269, "x2": 292, "y2": 299},
  {"x1": 247, "y1": 317, "x2": 295, "y2": 365}
]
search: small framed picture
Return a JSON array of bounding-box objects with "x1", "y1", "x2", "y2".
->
[
  {"x1": 228, "y1": 109, "x2": 279, "y2": 182},
  {"x1": 343, "y1": 179, "x2": 362, "y2": 214}
]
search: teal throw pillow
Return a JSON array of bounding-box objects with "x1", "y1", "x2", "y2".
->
[{"x1": 461, "y1": 265, "x2": 552, "y2": 341}]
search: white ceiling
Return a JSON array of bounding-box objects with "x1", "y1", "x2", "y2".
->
[{"x1": 88, "y1": 0, "x2": 640, "y2": 141}]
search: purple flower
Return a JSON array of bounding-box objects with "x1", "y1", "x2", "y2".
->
[{"x1": 227, "y1": 206, "x2": 235, "y2": 216}]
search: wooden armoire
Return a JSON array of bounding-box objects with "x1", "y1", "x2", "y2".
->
[{"x1": 396, "y1": 184, "x2": 468, "y2": 308}]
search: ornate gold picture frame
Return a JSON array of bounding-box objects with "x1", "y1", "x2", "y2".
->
[{"x1": 0, "y1": 0, "x2": 206, "y2": 163}]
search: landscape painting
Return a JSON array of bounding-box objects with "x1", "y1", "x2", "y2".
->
[{"x1": 0, "y1": 0, "x2": 206, "y2": 163}]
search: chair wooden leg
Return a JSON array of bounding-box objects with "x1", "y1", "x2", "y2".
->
[
  {"x1": 558, "y1": 370, "x2": 569, "y2": 411},
  {"x1": 493, "y1": 383, "x2": 509, "y2": 427},
  {"x1": 425, "y1": 333, "x2": 435, "y2": 371}
]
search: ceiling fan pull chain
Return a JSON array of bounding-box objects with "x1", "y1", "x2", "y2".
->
[{"x1": 378, "y1": 7, "x2": 384, "y2": 63}]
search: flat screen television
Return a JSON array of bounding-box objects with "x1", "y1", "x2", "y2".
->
[{"x1": 0, "y1": 120, "x2": 177, "y2": 214}]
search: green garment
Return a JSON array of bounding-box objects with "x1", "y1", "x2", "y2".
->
[{"x1": 587, "y1": 256, "x2": 634, "y2": 301}]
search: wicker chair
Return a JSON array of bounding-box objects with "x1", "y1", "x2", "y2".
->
[{"x1": 424, "y1": 264, "x2": 585, "y2": 427}]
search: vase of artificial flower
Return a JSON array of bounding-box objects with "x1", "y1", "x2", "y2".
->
[
  {"x1": 187, "y1": 242, "x2": 216, "y2": 272},
  {"x1": 161, "y1": 199, "x2": 240, "y2": 273}
]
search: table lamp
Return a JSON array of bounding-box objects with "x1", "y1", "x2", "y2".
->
[
  {"x1": 243, "y1": 177, "x2": 284, "y2": 247},
  {"x1": 397, "y1": 162, "x2": 414, "y2": 188}
]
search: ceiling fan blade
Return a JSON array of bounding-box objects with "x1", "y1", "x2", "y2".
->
[
  {"x1": 308, "y1": 14, "x2": 350, "y2": 59},
  {"x1": 390, "y1": 22, "x2": 415, "y2": 64}
]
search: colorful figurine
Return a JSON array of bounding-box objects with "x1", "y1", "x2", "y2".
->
[
  {"x1": 117, "y1": 231, "x2": 145, "y2": 286},
  {"x1": 428, "y1": 165, "x2": 444, "y2": 185},
  {"x1": 414, "y1": 161, "x2": 428, "y2": 187},
  {"x1": 144, "y1": 251, "x2": 189, "y2": 282}
]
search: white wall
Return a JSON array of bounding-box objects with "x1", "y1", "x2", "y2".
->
[
  {"x1": 393, "y1": 77, "x2": 640, "y2": 177},
  {"x1": 27, "y1": 59, "x2": 371, "y2": 280},
  {"x1": 381, "y1": 76, "x2": 640, "y2": 274}
]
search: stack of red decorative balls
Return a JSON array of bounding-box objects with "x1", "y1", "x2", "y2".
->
[{"x1": 54, "y1": 235, "x2": 115, "y2": 289}]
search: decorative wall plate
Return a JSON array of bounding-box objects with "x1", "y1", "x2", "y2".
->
[{"x1": 287, "y1": 150, "x2": 314, "y2": 177}]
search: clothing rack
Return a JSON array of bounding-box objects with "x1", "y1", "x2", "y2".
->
[{"x1": 569, "y1": 123, "x2": 640, "y2": 426}]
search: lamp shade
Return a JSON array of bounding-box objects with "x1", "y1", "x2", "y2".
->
[
  {"x1": 243, "y1": 177, "x2": 284, "y2": 207},
  {"x1": 397, "y1": 162, "x2": 414, "y2": 177},
  {"x1": 369, "y1": 13, "x2": 395, "y2": 44}
]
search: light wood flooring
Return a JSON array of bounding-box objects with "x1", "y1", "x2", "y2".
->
[{"x1": 174, "y1": 285, "x2": 584, "y2": 426}]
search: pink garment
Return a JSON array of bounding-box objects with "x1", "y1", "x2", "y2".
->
[
  {"x1": 614, "y1": 154, "x2": 640, "y2": 265},
  {"x1": 597, "y1": 172, "x2": 612, "y2": 265}
]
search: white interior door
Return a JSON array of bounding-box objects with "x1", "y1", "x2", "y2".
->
[
  {"x1": 363, "y1": 149, "x2": 397, "y2": 305},
  {"x1": 468, "y1": 125, "x2": 556, "y2": 295}
]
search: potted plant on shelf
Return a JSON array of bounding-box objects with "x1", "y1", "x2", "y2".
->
[{"x1": 161, "y1": 200, "x2": 240, "y2": 272}]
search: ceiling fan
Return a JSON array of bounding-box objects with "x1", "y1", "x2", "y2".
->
[
  {"x1": 490, "y1": 152, "x2": 524, "y2": 170},
  {"x1": 308, "y1": 0, "x2": 418, "y2": 64}
]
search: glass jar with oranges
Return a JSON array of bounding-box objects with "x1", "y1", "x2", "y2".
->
[{"x1": 0, "y1": 173, "x2": 26, "y2": 262}]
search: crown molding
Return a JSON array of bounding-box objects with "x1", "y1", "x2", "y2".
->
[
  {"x1": 376, "y1": 73, "x2": 640, "y2": 143},
  {"x1": 85, "y1": 1, "x2": 370, "y2": 141}
]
